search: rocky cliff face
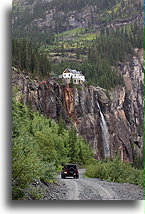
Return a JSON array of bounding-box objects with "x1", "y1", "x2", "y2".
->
[
  {"x1": 12, "y1": 49, "x2": 143, "y2": 165},
  {"x1": 26, "y1": 5, "x2": 142, "y2": 33},
  {"x1": 13, "y1": 0, "x2": 143, "y2": 35}
]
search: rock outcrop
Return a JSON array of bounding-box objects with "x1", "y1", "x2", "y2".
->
[
  {"x1": 12, "y1": 49, "x2": 143, "y2": 165},
  {"x1": 13, "y1": 1, "x2": 143, "y2": 34}
]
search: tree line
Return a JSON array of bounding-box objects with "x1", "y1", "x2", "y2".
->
[
  {"x1": 12, "y1": 93, "x2": 93, "y2": 199},
  {"x1": 12, "y1": 0, "x2": 143, "y2": 43},
  {"x1": 12, "y1": 19, "x2": 143, "y2": 90},
  {"x1": 50, "y1": 22, "x2": 143, "y2": 89},
  {"x1": 12, "y1": 39, "x2": 51, "y2": 76}
]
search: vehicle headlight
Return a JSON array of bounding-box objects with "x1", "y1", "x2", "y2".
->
[{"x1": 64, "y1": 172, "x2": 67, "y2": 174}]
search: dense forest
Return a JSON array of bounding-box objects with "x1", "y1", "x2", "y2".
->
[
  {"x1": 12, "y1": 39, "x2": 51, "y2": 76},
  {"x1": 12, "y1": 0, "x2": 143, "y2": 199},
  {"x1": 12, "y1": 0, "x2": 143, "y2": 43},
  {"x1": 46, "y1": 0, "x2": 120, "y2": 12},
  {"x1": 12, "y1": 20, "x2": 143, "y2": 89},
  {"x1": 12, "y1": 0, "x2": 143, "y2": 89},
  {"x1": 51, "y1": 22, "x2": 142, "y2": 88},
  {"x1": 12, "y1": 0, "x2": 144, "y2": 199},
  {"x1": 12, "y1": 92, "x2": 93, "y2": 199}
]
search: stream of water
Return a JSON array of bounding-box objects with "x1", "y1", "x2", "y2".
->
[{"x1": 97, "y1": 102, "x2": 110, "y2": 158}]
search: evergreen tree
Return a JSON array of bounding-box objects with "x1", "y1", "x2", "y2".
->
[
  {"x1": 68, "y1": 127, "x2": 80, "y2": 163},
  {"x1": 69, "y1": 76, "x2": 74, "y2": 88},
  {"x1": 12, "y1": 94, "x2": 93, "y2": 199}
]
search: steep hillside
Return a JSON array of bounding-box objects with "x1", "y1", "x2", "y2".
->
[
  {"x1": 12, "y1": 0, "x2": 143, "y2": 166},
  {"x1": 12, "y1": 0, "x2": 143, "y2": 89},
  {"x1": 12, "y1": 0, "x2": 143, "y2": 42},
  {"x1": 12, "y1": 0, "x2": 144, "y2": 200},
  {"x1": 12, "y1": 48, "x2": 144, "y2": 167}
]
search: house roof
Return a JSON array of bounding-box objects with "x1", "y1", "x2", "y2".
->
[{"x1": 64, "y1": 68, "x2": 84, "y2": 76}]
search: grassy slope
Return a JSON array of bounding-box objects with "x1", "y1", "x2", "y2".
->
[
  {"x1": 13, "y1": 0, "x2": 141, "y2": 56},
  {"x1": 40, "y1": 0, "x2": 141, "y2": 59}
]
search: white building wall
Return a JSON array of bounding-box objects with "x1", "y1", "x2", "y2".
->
[
  {"x1": 63, "y1": 71, "x2": 85, "y2": 84},
  {"x1": 80, "y1": 75, "x2": 85, "y2": 81},
  {"x1": 63, "y1": 73, "x2": 72, "y2": 78}
]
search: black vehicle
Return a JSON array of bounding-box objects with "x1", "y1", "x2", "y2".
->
[{"x1": 61, "y1": 164, "x2": 79, "y2": 179}]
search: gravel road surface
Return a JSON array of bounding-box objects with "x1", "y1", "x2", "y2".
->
[
  {"x1": 25, "y1": 169, "x2": 143, "y2": 200},
  {"x1": 57, "y1": 169, "x2": 143, "y2": 200}
]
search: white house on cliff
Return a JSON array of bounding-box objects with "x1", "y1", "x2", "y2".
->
[{"x1": 62, "y1": 68, "x2": 85, "y2": 84}]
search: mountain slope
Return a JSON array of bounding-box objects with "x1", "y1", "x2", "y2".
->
[
  {"x1": 12, "y1": 48, "x2": 144, "y2": 167},
  {"x1": 12, "y1": 0, "x2": 143, "y2": 89},
  {"x1": 12, "y1": 0, "x2": 143, "y2": 41},
  {"x1": 12, "y1": 0, "x2": 144, "y2": 165}
]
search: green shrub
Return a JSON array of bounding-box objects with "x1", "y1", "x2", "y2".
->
[
  {"x1": 12, "y1": 97, "x2": 93, "y2": 199},
  {"x1": 40, "y1": 163, "x2": 56, "y2": 184},
  {"x1": 27, "y1": 186, "x2": 45, "y2": 200},
  {"x1": 12, "y1": 187, "x2": 25, "y2": 200},
  {"x1": 85, "y1": 156, "x2": 143, "y2": 186}
]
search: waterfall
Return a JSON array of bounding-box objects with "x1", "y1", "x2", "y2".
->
[{"x1": 97, "y1": 102, "x2": 110, "y2": 158}]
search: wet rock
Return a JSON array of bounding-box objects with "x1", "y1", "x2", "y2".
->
[{"x1": 12, "y1": 49, "x2": 143, "y2": 164}]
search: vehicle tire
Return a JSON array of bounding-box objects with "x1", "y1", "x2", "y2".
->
[{"x1": 61, "y1": 174, "x2": 65, "y2": 179}]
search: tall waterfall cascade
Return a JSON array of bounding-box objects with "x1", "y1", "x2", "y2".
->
[{"x1": 97, "y1": 102, "x2": 110, "y2": 158}]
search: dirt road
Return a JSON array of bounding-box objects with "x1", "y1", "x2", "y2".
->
[{"x1": 58, "y1": 169, "x2": 143, "y2": 200}]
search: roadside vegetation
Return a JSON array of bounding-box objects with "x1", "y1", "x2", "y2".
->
[
  {"x1": 12, "y1": 92, "x2": 93, "y2": 199},
  {"x1": 11, "y1": 0, "x2": 144, "y2": 199},
  {"x1": 85, "y1": 156, "x2": 143, "y2": 186}
]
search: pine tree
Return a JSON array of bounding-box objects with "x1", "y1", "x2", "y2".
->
[
  {"x1": 69, "y1": 76, "x2": 74, "y2": 88},
  {"x1": 68, "y1": 127, "x2": 80, "y2": 163}
]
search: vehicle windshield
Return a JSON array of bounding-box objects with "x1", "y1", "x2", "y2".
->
[{"x1": 65, "y1": 165, "x2": 77, "y2": 169}]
